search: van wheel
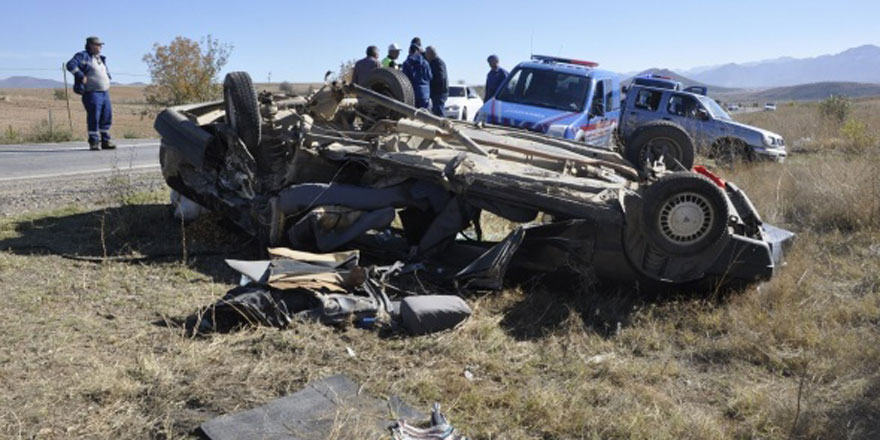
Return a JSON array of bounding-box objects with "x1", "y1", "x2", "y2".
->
[
  {"x1": 641, "y1": 172, "x2": 729, "y2": 255},
  {"x1": 224, "y1": 72, "x2": 261, "y2": 153},
  {"x1": 625, "y1": 121, "x2": 695, "y2": 172}
]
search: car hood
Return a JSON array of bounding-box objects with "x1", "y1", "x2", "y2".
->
[
  {"x1": 444, "y1": 96, "x2": 469, "y2": 106},
  {"x1": 478, "y1": 99, "x2": 581, "y2": 135}
]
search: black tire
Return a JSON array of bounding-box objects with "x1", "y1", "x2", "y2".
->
[
  {"x1": 361, "y1": 67, "x2": 415, "y2": 119},
  {"x1": 710, "y1": 139, "x2": 754, "y2": 169},
  {"x1": 223, "y1": 72, "x2": 261, "y2": 153},
  {"x1": 641, "y1": 172, "x2": 730, "y2": 255},
  {"x1": 625, "y1": 121, "x2": 695, "y2": 172}
]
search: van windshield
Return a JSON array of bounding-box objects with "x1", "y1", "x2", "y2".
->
[{"x1": 496, "y1": 67, "x2": 590, "y2": 112}]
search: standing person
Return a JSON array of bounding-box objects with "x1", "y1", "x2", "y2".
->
[
  {"x1": 410, "y1": 37, "x2": 424, "y2": 54},
  {"x1": 425, "y1": 46, "x2": 448, "y2": 117},
  {"x1": 66, "y1": 36, "x2": 114, "y2": 150},
  {"x1": 382, "y1": 43, "x2": 401, "y2": 68},
  {"x1": 352, "y1": 45, "x2": 380, "y2": 86},
  {"x1": 402, "y1": 44, "x2": 433, "y2": 109},
  {"x1": 484, "y1": 54, "x2": 508, "y2": 101}
]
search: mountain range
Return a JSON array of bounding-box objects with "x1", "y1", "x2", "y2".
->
[{"x1": 680, "y1": 45, "x2": 880, "y2": 88}]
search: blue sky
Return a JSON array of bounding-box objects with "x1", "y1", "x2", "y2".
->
[{"x1": 2, "y1": 0, "x2": 878, "y2": 84}]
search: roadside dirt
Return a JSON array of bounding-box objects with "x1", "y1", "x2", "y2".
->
[{"x1": 0, "y1": 169, "x2": 166, "y2": 217}]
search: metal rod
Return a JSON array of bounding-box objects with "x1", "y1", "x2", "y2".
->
[{"x1": 349, "y1": 83, "x2": 489, "y2": 157}]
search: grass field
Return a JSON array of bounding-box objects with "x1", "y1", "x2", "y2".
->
[{"x1": 0, "y1": 99, "x2": 879, "y2": 439}]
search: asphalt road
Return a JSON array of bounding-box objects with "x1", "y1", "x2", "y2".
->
[{"x1": 0, "y1": 139, "x2": 160, "y2": 182}]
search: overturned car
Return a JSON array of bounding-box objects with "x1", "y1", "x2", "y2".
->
[{"x1": 155, "y1": 69, "x2": 793, "y2": 289}]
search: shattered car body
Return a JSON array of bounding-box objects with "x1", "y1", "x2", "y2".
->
[{"x1": 155, "y1": 68, "x2": 793, "y2": 288}]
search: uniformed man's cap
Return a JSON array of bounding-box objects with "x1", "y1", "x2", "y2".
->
[{"x1": 86, "y1": 36, "x2": 104, "y2": 46}]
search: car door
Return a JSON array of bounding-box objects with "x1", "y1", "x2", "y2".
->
[{"x1": 581, "y1": 78, "x2": 616, "y2": 147}]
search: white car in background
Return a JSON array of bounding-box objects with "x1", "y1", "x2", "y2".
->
[
  {"x1": 764, "y1": 102, "x2": 777, "y2": 111},
  {"x1": 443, "y1": 85, "x2": 483, "y2": 121}
]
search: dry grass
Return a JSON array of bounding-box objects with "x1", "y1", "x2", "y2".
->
[{"x1": 1, "y1": 101, "x2": 880, "y2": 439}]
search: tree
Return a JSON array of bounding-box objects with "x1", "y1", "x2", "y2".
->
[{"x1": 142, "y1": 35, "x2": 232, "y2": 106}]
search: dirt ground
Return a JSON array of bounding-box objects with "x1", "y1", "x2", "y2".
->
[{"x1": 1, "y1": 101, "x2": 879, "y2": 439}]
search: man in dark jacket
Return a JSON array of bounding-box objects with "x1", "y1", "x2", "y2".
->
[
  {"x1": 484, "y1": 54, "x2": 508, "y2": 101},
  {"x1": 66, "y1": 36, "x2": 114, "y2": 150},
  {"x1": 425, "y1": 46, "x2": 448, "y2": 117},
  {"x1": 352, "y1": 46, "x2": 380, "y2": 86},
  {"x1": 402, "y1": 44, "x2": 432, "y2": 109}
]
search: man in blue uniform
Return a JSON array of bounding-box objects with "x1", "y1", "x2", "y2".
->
[
  {"x1": 484, "y1": 54, "x2": 508, "y2": 101},
  {"x1": 66, "y1": 36, "x2": 115, "y2": 151},
  {"x1": 425, "y1": 46, "x2": 448, "y2": 117},
  {"x1": 402, "y1": 44, "x2": 432, "y2": 109}
]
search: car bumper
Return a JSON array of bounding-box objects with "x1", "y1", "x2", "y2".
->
[
  {"x1": 752, "y1": 146, "x2": 787, "y2": 163},
  {"x1": 443, "y1": 108, "x2": 464, "y2": 120}
]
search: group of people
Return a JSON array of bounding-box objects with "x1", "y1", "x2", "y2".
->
[{"x1": 353, "y1": 37, "x2": 510, "y2": 118}]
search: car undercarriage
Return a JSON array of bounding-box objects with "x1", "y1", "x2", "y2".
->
[{"x1": 155, "y1": 68, "x2": 794, "y2": 290}]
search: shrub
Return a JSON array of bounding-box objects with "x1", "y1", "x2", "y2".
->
[
  {"x1": 142, "y1": 35, "x2": 232, "y2": 106},
  {"x1": 839, "y1": 119, "x2": 877, "y2": 154},
  {"x1": 53, "y1": 88, "x2": 67, "y2": 100},
  {"x1": 279, "y1": 81, "x2": 294, "y2": 93},
  {"x1": 818, "y1": 95, "x2": 851, "y2": 124}
]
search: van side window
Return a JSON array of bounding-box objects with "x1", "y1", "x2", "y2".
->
[
  {"x1": 603, "y1": 79, "x2": 617, "y2": 111},
  {"x1": 590, "y1": 80, "x2": 605, "y2": 116},
  {"x1": 634, "y1": 89, "x2": 662, "y2": 111},
  {"x1": 667, "y1": 94, "x2": 699, "y2": 117}
]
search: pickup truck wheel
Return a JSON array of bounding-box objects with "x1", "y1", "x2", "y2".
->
[
  {"x1": 625, "y1": 121, "x2": 695, "y2": 172},
  {"x1": 362, "y1": 68, "x2": 415, "y2": 120},
  {"x1": 711, "y1": 139, "x2": 753, "y2": 169},
  {"x1": 223, "y1": 72, "x2": 261, "y2": 153},
  {"x1": 641, "y1": 172, "x2": 729, "y2": 256}
]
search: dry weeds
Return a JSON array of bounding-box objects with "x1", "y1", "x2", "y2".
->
[{"x1": 1, "y1": 101, "x2": 879, "y2": 439}]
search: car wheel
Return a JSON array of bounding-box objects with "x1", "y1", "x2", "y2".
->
[
  {"x1": 641, "y1": 172, "x2": 730, "y2": 256},
  {"x1": 361, "y1": 67, "x2": 415, "y2": 120},
  {"x1": 223, "y1": 72, "x2": 261, "y2": 154},
  {"x1": 625, "y1": 121, "x2": 695, "y2": 172}
]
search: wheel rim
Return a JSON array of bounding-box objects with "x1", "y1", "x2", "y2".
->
[
  {"x1": 657, "y1": 191, "x2": 715, "y2": 246},
  {"x1": 641, "y1": 137, "x2": 682, "y2": 169}
]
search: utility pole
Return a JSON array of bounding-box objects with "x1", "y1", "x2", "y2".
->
[
  {"x1": 61, "y1": 62, "x2": 73, "y2": 134},
  {"x1": 268, "y1": 72, "x2": 272, "y2": 84}
]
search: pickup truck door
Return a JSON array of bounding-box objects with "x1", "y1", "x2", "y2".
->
[
  {"x1": 620, "y1": 88, "x2": 664, "y2": 141},
  {"x1": 581, "y1": 78, "x2": 617, "y2": 147},
  {"x1": 664, "y1": 93, "x2": 712, "y2": 152}
]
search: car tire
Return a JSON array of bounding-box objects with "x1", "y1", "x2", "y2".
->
[
  {"x1": 223, "y1": 72, "x2": 261, "y2": 153},
  {"x1": 625, "y1": 121, "x2": 695, "y2": 172},
  {"x1": 641, "y1": 172, "x2": 730, "y2": 256},
  {"x1": 361, "y1": 67, "x2": 415, "y2": 119}
]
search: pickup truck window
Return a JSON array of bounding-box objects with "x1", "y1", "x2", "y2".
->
[
  {"x1": 667, "y1": 94, "x2": 700, "y2": 118},
  {"x1": 497, "y1": 67, "x2": 590, "y2": 112},
  {"x1": 634, "y1": 89, "x2": 662, "y2": 111}
]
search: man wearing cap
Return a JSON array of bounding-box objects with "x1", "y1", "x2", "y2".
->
[
  {"x1": 66, "y1": 36, "x2": 115, "y2": 150},
  {"x1": 401, "y1": 44, "x2": 432, "y2": 109},
  {"x1": 352, "y1": 45, "x2": 380, "y2": 86},
  {"x1": 484, "y1": 55, "x2": 508, "y2": 101},
  {"x1": 382, "y1": 43, "x2": 401, "y2": 69}
]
